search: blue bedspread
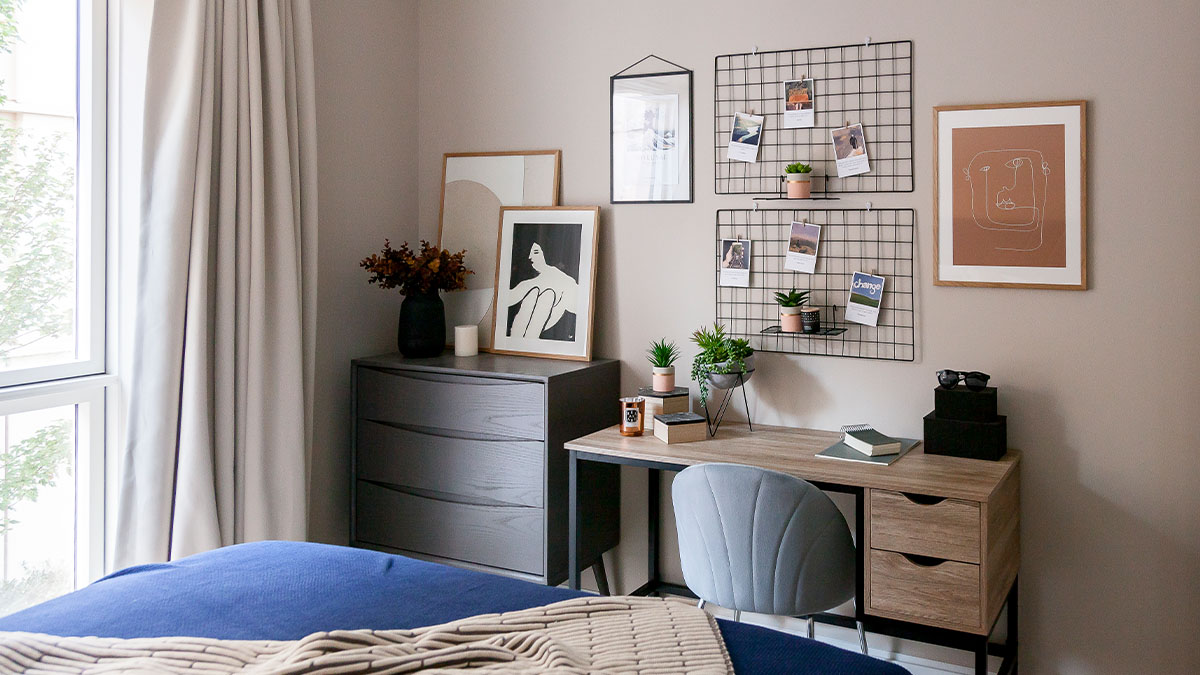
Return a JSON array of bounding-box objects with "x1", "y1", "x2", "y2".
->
[{"x1": 0, "y1": 541, "x2": 906, "y2": 674}]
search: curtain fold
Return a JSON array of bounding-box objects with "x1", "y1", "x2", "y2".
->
[{"x1": 115, "y1": 0, "x2": 317, "y2": 568}]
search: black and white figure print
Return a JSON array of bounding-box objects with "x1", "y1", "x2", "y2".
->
[
  {"x1": 505, "y1": 222, "x2": 582, "y2": 342},
  {"x1": 492, "y1": 207, "x2": 599, "y2": 360}
]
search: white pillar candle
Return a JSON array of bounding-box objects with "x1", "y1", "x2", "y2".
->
[{"x1": 454, "y1": 324, "x2": 479, "y2": 357}]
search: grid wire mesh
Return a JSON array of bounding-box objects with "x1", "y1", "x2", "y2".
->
[
  {"x1": 714, "y1": 40, "x2": 913, "y2": 195},
  {"x1": 716, "y1": 208, "x2": 915, "y2": 361}
]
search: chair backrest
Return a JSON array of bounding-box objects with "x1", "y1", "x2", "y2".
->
[{"x1": 672, "y1": 462, "x2": 856, "y2": 617}]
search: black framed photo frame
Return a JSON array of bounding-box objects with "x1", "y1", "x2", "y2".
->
[{"x1": 610, "y1": 55, "x2": 693, "y2": 204}]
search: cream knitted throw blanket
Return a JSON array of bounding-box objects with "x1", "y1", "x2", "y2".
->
[{"x1": 0, "y1": 596, "x2": 732, "y2": 674}]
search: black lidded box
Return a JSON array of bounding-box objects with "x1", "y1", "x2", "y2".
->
[
  {"x1": 933, "y1": 386, "x2": 998, "y2": 422},
  {"x1": 923, "y1": 412, "x2": 1007, "y2": 461}
]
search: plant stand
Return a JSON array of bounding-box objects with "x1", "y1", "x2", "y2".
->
[{"x1": 702, "y1": 370, "x2": 754, "y2": 437}]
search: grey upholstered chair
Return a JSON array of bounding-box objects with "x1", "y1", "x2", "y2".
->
[{"x1": 672, "y1": 462, "x2": 866, "y2": 653}]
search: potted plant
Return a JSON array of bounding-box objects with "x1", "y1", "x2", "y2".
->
[
  {"x1": 646, "y1": 338, "x2": 680, "y2": 392},
  {"x1": 361, "y1": 239, "x2": 472, "y2": 358},
  {"x1": 690, "y1": 323, "x2": 755, "y2": 406},
  {"x1": 784, "y1": 162, "x2": 814, "y2": 199},
  {"x1": 773, "y1": 288, "x2": 810, "y2": 332}
]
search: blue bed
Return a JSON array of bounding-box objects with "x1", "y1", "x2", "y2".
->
[{"x1": 0, "y1": 541, "x2": 906, "y2": 674}]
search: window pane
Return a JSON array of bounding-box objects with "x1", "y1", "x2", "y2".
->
[
  {"x1": 0, "y1": 0, "x2": 79, "y2": 374},
  {"x1": 0, "y1": 403, "x2": 74, "y2": 613}
]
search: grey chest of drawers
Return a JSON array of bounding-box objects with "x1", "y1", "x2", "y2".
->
[{"x1": 351, "y1": 352, "x2": 621, "y2": 586}]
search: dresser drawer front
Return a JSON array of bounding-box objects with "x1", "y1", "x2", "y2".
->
[
  {"x1": 870, "y1": 489, "x2": 981, "y2": 563},
  {"x1": 356, "y1": 367, "x2": 544, "y2": 440},
  {"x1": 357, "y1": 421, "x2": 544, "y2": 508},
  {"x1": 869, "y1": 550, "x2": 980, "y2": 630},
  {"x1": 355, "y1": 481, "x2": 544, "y2": 575}
]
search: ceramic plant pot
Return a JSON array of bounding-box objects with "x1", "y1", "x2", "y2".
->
[
  {"x1": 397, "y1": 290, "x2": 445, "y2": 358},
  {"x1": 780, "y1": 306, "x2": 803, "y2": 332},
  {"x1": 704, "y1": 353, "x2": 756, "y2": 390},
  {"x1": 652, "y1": 366, "x2": 676, "y2": 392},
  {"x1": 785, "y1": 173, "x2": 812, "y2": 199}
]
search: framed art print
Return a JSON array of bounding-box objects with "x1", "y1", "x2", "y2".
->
[
  {"x1": 491, "y1": 206, "x2": 599, "y2": 361},
  {"x1": 437, "y1": 150, "x2": 561, "y2": 348},
  {"x1": 934, "y1": 101, "x2": 1086, "y2": 289},
  {"x1": 610, "y1": 55, "x2": 693, "y2": 203}
]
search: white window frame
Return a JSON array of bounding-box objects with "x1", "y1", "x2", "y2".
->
[{"x1": 0, "y1": 0, "x2": 107, "y2": 390}]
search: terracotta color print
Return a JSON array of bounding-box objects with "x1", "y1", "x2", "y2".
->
[{"x1": 951, "y1": 124, "x2": 1066, "y2": 267}]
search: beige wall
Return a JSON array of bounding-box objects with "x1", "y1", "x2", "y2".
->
[
  {"x1": 309, "y1": 0, "x2": 420, "y2": 545},
  {"x1": 409, "y1": 1, "x2": 1200, "y2": 673}
]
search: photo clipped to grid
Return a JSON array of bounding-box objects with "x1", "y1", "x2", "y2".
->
[
  {"x1": 714, "y1": 40, "x2": 913, "y2": 195},
  {"x1": 715, "y1": 208, "x2": 916, "y2": 361}
]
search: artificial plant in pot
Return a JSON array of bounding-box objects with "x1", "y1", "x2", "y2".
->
[
  {"x1": 361, "y1": 239, "x2": 472, "y2": 358},
  {"x1": 774, "y1": 288, "x2": 810, "y2": 332},
  {"x1": 690, "y1": 323, "x2": 755, "y2": 407},
  {"x1": 784, "y1": 162, "x2": 813, "y2": 199},
  {"x1": 647, "y1": 338, "x2": 680, "y2": 392}
]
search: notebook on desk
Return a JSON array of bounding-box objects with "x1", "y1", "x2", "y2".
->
[{"x1": 815, "y1": 438, "x2": 921, "y2": 465}]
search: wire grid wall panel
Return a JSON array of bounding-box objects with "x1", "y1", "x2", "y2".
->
[
  {"x1": 716, "y1": 208, "x2": 915, "y2": 361},
  {"x1": 714, "y1": 40, "x2": 913, "y2": 195}
]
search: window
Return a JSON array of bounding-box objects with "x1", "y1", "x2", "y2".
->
[{"x1": 0, "y1": 0, "x2": 107, "y2": 612}]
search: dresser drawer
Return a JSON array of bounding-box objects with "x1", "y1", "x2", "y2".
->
[
  {"x1": 870, "y1": 489, "x2": 980, "y2": 563},
  {"x1": 357, "y1": 367, "x2": 544, "y2": 440},
  {"x1": 869, "y1": 549, "x2": 980, "y2": 630},
  {"x1": 357, "y1": 420, "x2": 544, "y2": 508},
  {"x1": 356, "y1": 480, "x2": 544, "y2": 575}
]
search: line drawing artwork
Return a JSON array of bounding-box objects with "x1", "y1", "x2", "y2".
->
[
  {"x1": 963, "y1": 148, "x2": 1051, "y2": 252},
  {"x1": 507, "y1": 242, "x2": 578, "y2": 341}
]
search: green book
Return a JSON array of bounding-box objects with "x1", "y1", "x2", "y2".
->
[
  {"x1": 842, "y1": 424, "x2": 902, "y2": 456},
  {"x1": 816, "y1": 438, "x2": 920, "y2": 466}
]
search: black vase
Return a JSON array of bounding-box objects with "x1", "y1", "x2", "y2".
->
[{"x1": 397, "y1": 290, "x2": 446, "y2": 358}]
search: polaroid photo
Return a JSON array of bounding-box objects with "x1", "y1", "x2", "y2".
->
[
  {"x1": 783, "y1": 79, "x2": 815, "y2": 129},
  {"x1": 727, "y1": 112, "x2": 764, "y2": 163},
  {"x1": 784, "y1": 221, "x2": 821, "y2": 274},
  {"x1": 845, "y1": 271, "x2": 886, "y2": 327},
  {"x1": 719, "y1": 239, "x2": 752, "y2": 287},
  {"x1": 832, "y1": 123, "x2": 870, "y2": 177}
]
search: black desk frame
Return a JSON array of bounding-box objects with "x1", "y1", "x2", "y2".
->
[{"x1": 567, "y1": 449, "x2": 1018, "y2": 675}]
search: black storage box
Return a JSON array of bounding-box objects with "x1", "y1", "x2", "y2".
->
[
  {"x1": 934, "y1": 386, "x2": 998, "y2": 422},
  {"x1": 923, "y1": 412, "x2": 1008, "y2": 461}
]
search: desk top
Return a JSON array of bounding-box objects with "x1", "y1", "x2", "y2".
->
[{"x1": 565, "y1": 424, "x2": 1019, "y2": 502}]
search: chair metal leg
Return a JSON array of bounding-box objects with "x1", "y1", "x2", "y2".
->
[
  {"x1": 591, "y1": 559, "x2": 610, "y2": 596},
  {"x1": 807, "y1": 616, "x2": 815, "y2": 639},
  {"x1": 696, "y1": 598, "x2": 706, "y2": 610},
  {"x1": 734, "y1": 610, "x2": 742, "y2": 622},
  {"x1": 857, "y1": 621, "x2": 868, "y2": 655}
]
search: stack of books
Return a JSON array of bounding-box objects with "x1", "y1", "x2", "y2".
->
[{"x1": 816, "y1": 424, "x2": 919, "y2": 465}]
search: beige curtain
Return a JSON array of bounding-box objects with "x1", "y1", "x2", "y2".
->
[{"x1": 115, "y1": 0, "x2": 318, "y2": 567}]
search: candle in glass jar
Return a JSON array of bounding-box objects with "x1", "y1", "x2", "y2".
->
[{"x1": 620, "y1": 396, "x2": 646, "y2": 436}]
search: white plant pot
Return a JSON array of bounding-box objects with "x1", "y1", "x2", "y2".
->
[{"x1": 704, "y1": 353, "x2": 756, "y2": 390}]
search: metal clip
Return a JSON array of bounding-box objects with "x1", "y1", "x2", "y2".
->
[
  {"x1": 753, "y1": 201, "x2": 759, "y2": 212},
  {"x1": 865, "y1": 36, "x2": 871, "y2": 47},
  {"x1": 866, "y1": 201, "x2": 872, "y2": 212},
  {"x1": 752, "y1": 45, "x2": 758, "y2": 55}
]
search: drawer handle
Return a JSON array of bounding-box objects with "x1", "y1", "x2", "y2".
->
[
  {"x1": 900, "y1": 492, "x2": 946, "y2": 506},
  {"x1": 899, "y1": 553, "x2": 948, "y2": 568}
]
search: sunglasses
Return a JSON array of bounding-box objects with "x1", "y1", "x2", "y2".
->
[{"x1": 937, "y1": 369, "x2": 991, "y2": 391}]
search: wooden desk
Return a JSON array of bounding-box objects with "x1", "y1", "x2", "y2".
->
[{"x1": 565, "y1": 423, "x2": 1019, "y2": 675}]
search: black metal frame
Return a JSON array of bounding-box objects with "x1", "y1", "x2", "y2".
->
[
  {"x1": 700, "y1": 371, "x2": 753, "y2": 436},
  {"x1": 610, "y1": 55, "x2": 694, "y2": 204},
  {"x1": 717, "y1": 207, "x2": 916, "y2": 362},
  {"x1": 567, "y1": 450, "x2": 1018, "y2": 675},
  {"x1": 714, "y1": 40, "x2": 914, "y2": 196}
]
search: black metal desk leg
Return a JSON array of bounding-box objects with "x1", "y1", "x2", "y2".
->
[
  {"x1": 975, "y1": 636, "x2": 989, "y2": 675},
  {"x1": 1005, "y1": 579, "x2": 1019, "y2": 674},
  {"x1": 648, "y1": 467, "x2": 660, "y2": 590},
  {"x1": 568, "y1": 450, "x2": 580, "y2": 590}
]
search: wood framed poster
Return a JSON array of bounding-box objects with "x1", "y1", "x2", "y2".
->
[
  {"x1": 437, "y1": 150, "x2": 562, "y2": 349},
  {"x1": 491, "y1": 206, "x2": 600, "y2": 361},
  {"x1": 934, "y1": 101, "x2": 1087, "y2": 289}
]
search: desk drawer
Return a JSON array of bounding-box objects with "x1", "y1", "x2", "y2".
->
[
  {"x1": 870, "y1": 489, "x2": 980, "y2": 563},
  {"x1": 355, "y1": 480, "x2": 543, "y2": 575},
  {"x1": 869, "y1": 549, "x2": 980, "y2": 631},
  {"x1": 357, "y1": 421, "x2": 544, "y2": 508},
  {"x1": 357, "y1": 367, "x2": 544, "y2": 440}
]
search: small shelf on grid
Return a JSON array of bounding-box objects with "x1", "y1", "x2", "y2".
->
[{"x1": 761, "y1": 324, "x2": 848, "y2": 337}]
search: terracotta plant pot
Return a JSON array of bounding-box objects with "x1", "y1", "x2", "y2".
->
[
  {"x1": 652, "y1": 366, "x2": 676, "y2": 392},
  {"x1": 785, "y1": 174, "x2": 812, "y2": 199},
  {"x1": 780, "y1": 306, "x2": 803, "y2": 332}
]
